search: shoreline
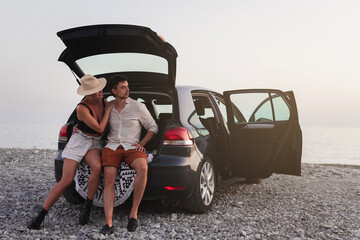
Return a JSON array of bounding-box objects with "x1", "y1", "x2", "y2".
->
[{"x1": 1, "y1": 147, "x2": 359, "y2": 168}]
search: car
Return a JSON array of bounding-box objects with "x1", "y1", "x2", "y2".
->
[{"x1": 54, "y1": 24, "x2": 302, "y2": 213}]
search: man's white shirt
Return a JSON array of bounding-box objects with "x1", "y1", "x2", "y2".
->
[{"x1": 105, "y1": 98, "x2": 158, "y2": 151}]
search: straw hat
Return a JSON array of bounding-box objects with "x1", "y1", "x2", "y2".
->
[{"x1": 77, "y1": 74, "x2": 107, "y2": 96}]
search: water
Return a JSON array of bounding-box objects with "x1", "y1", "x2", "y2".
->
[
  {"x1": 0, "y1": 123, "x2": 359, "y2": 166},
  {"x1": 302, "y1": 127, "x2": 360, "y2": 166},
  {"x1": 0, "y1": 122, "x2": 60, "y2": 150}
]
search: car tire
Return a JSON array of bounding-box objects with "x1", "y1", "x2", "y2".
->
[
  {"x1": 184, "y1": 158, "x2": 216, "y2": 213},
  {"x1": 244, "y1": 178, "x2": 262, "y2": 184},
  {"x1": 63, "y1": 181, "x2": 85, "y2": 204}
]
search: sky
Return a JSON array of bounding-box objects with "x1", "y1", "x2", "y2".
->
[{"x1": 0, "y1": 0, "x2": 359, "y2": 127}]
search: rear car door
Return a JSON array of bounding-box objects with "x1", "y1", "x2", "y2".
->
[{"x1": 223, "y1": 89, "x2": 302, "y2": 178}]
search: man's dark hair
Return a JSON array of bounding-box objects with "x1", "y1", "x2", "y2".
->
[{"x1": 108, "y1": 74, "x2": 128, "y2": 96}]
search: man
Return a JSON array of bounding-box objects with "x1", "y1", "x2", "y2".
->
[{"x1": 100, "y1": 74, "x2": 158, "y2": 234}]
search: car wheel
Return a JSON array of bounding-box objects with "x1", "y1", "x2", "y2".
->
[
  {"x1": 244, "y1": 178, "x2": 262, "y2": 184},
  {"x1": 63, "y1": 181, "x2": 85, "y2": 204},
  {"x1": 184, "y1": 158, "x2": 216, "y2": 213}
]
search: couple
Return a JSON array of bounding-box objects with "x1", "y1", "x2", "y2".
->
[{"x1": 28, "y1": 74, "x2": 158, "y2": 234}]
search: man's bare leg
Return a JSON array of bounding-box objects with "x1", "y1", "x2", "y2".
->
[
  {"x1": 103, "y1": 166, "x2": 118, "y2": 227},
  {"x1": 129, "y1": 158, "x2": 148, "y2": 220}
]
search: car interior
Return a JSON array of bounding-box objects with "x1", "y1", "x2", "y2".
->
[
  {"x1": 192, "y1": 96, "x2": 218, "y2": 140},
  {"x1": 129, "y1": 93, "x2": 173, "y2": 152}
]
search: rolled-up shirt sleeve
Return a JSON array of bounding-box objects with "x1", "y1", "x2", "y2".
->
[{"x1": 139, "y1": 103, "x2": 158, "y2": 134}]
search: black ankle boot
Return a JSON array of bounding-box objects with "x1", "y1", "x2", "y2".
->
[
  {"x1": 27, "y1": 207, "x2": 48, "y2": 230},
  {"x1": 79, "y1": 198, "x2": 93, "y2": 225}
]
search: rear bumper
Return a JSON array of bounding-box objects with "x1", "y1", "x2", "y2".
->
[
  {"x1": 54, "y1": 150, "x2": 198, "y2": 199},
  {"x1": 144, "y1": 164, "x2": 195, "y2": 199}
]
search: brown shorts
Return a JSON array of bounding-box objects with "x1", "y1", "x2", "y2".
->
[{"x1": 102, "y1": 146, "x2": 147, "y2": 168}]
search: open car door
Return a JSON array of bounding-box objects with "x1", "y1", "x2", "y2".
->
[{"x1": 223, "y1": 89, "x2": 302, "y2": 178}]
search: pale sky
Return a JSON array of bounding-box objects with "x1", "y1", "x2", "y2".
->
[{"x1": 1, "y1": 0, "x2": 359, "y2": 127}]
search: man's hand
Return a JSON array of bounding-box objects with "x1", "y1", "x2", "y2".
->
[{"x1": 132, "y1": 143, "x2": 146, "y2": 152}]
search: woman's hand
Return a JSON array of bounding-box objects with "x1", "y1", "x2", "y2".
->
[
  {"x1": 77, "y1": 98, "x2": 114, "y2": 134},
  {"x1": 105, "y1": 100, "x2": 115, "y2": 111}
]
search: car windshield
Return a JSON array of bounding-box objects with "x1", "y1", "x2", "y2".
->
[{"x1": 76, "y1": 53, "x2": 168, "y2": 75}]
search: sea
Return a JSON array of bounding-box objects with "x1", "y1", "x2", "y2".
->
[{"x1": 0, "y1": 123, "x2": 359, "y2": 166}]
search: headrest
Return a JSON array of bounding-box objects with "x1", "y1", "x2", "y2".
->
[{"x1": 194, "y1": 100, "x2": 205, "y2": 116}]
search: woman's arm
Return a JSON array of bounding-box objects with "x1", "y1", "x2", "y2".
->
[{"x1": 77, "y1": 100, "x2": 114, "y2": 133}]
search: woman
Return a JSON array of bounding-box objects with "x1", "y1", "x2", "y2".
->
[{"x1": 28, "y1": 74, "x2": 114, "y2": 229}]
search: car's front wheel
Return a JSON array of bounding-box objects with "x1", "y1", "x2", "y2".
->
[{"x1": 184, "y1": 158, "x2": 216, "y2": 213}]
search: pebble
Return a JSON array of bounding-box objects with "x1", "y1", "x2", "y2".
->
[
  {"x1": 152, "y1": 223, "x2": 160, "y2": 228},
  {"x1": 171, "y1": 213, "x2": 177, "y2": 221},
  {"x1": 0, "y1": 148, "x2": 359, "y2": 239}
]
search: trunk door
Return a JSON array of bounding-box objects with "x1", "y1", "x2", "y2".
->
[{"x1": 57, "y1": 24, "x2": 177, "y2": 88}]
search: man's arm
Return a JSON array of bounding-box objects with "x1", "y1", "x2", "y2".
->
[
  {"x1": 133, "y1": 131, "x2": 156, "y2": 152},
  {"x1": 134, "y1": 103, "x2": 159, "y2": 152}
]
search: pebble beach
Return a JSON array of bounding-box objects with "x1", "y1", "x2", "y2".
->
[{"x1": 0, "y1": 148, "x2": 359, "y2": 240}]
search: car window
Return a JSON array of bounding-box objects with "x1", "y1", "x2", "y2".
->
[
  {"x1": 107, "y1": 93, "x2": 173, "y2": 121},
  {"x1": 214, "y1": 97, "x2": 228, "y2": 124},
  {"x1": 213, "y1": 95, "x2": 245, "y2": 125},
  {"x1": 152, "y1": 100, "x2": 172, "y2": 119},
  {"x1": 229, "y1": 92, "x2": 291, "y2": 123},
  {"x1": 106, "y1": 96, "x2": 146, "y2": 103},
  {"x1": 76, "y1": 53, "x2": 168, "y2": 76},
  {"x1": 271, "y1": 93, "x2": 290, "y2": 121},
  {"x1": 252, "y1": 97, "x2": 273, "y2": 122},
  {"x1": 230, "y1": 93, "x2": 273, "y2": 123},
  {"x1": 189, "y1": 95, "x2": 217, "y2": 137}
]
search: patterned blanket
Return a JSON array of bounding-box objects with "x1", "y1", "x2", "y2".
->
[
  {"x1": 74, "y1": 161, "x2": 136, "y2": 207},
  {"x1": 74, "y1": 153, "x2": 153, "y2": 207}
]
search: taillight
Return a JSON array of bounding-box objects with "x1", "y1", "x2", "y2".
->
[
  {"x1": 163, "y1": 127, "x2": 194, "y2": 146},
  {"x1": 164, "y1": 186, "x2": 185, "y2": 190},
  {"x1": 59, "y1": 124, "x2": 68, "y2": 142}
]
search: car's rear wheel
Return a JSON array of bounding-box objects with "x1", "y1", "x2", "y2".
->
[
  {"x1": 63, "y1": 181, "x2": 85, "y2": 204},
  {"x1": 184, "y1": 158, "x2": 216, "y2": 213}
]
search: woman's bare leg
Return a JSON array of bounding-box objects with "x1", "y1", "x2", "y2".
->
[
  {"x1": 79, "y1": 148, "x2": 102, "y2": 225},
  {"x1": 83, "y1": 148, "x2": 102, "y2": 200},
  {"x1": 28, "y1": 159, "x2": 77, "y2": 229},
  {"x1": 43, "y1": 159, "x2": 78, "y2": 210}
]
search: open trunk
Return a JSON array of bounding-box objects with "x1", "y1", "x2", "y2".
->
[{"x1": 128, "y1": 91, "x2": 174, "y2": 154}]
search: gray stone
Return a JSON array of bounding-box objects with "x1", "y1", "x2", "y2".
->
[
  {"x1": 171, "y1": 213, "x2": 177, "y2": 221},
  {"x1": 1, "y1": 149, "x2": 360, "y2": 239},
  {"x1": 92, "y1": 233, "x2": 101, "y2": 239},
  {"x1": 152, "y1": 223, "x2": 161, "y2": 228}
]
